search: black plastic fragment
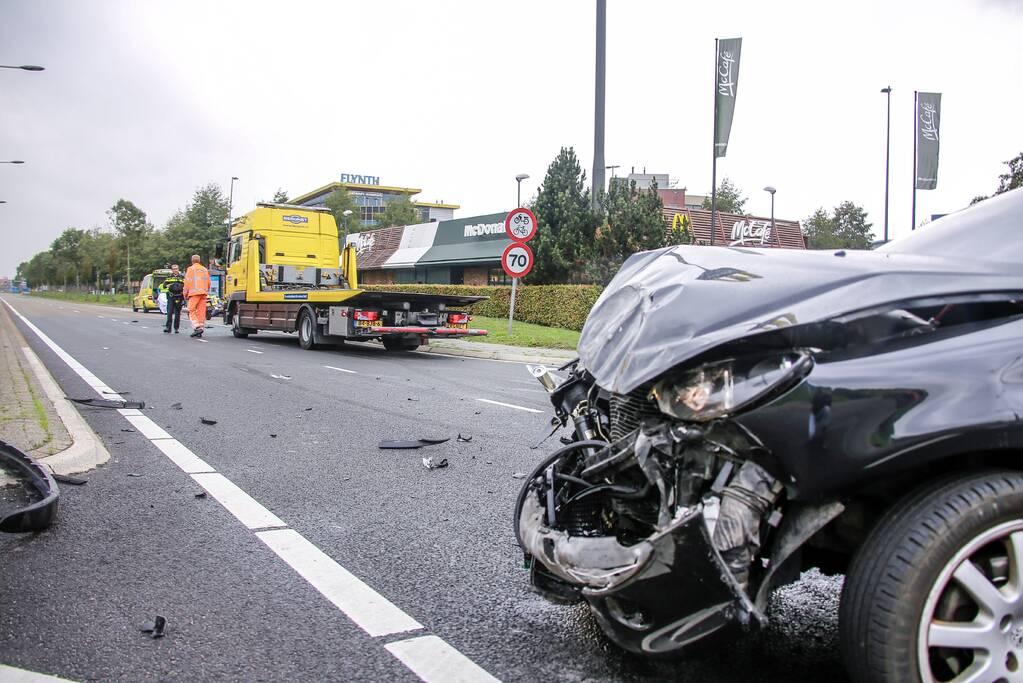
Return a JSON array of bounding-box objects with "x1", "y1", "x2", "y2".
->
[
  {"x1": 270, "y1": 434, "x2": 277, "y2": 438},
  {"x1": 0, "y1": 439, "x2": 60, "y2": 533},
  {"x1": 457, "y1": 434, "x2": 473, "y2": 442},
  {"x1": 67, "y1": 397, "x2": 145, "y2": 409},
  {"x1": 194, "y1": 491, "x2": 207, "y2": 499},
  {"x1": 170, "y1": 402, "x2": 183, "y2": 410},
  {"x1": 121, "y1": 428, "x2": 135, "y2": 433},
  {"x1": 52, "y1": 473, "x2": 87, "y2": 485},
  {"x1": 140, "y1": 615, "x2": 166, "y2": 638},
  {"x1": 200, "y1": 418, "x2": 217, "y2": 425},
  {"x1": 378, "y1": 437, "x2": 450, "y2": 449}
]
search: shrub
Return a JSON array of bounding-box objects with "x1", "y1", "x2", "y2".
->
[{"x1": 361, "y1": 284, "x2": 603, "y2": 331}]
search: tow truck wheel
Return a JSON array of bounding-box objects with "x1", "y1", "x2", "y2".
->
[
  {"x1": 230, "y1": 305, "x2": 256, "y2": 338},
  {"x1": 839, "y1": 470, "x2": 1023, "y2": 683},
  {"x1": 382, "y1": 335, "x2": 420, "y2": 352},
  {"x1": 298, "y1": 310, "x2": 317, "y2": 350}
]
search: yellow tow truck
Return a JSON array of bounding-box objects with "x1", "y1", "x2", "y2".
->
[{"x1": 218, "y1": 203, "x2": 487, "y2": 351}]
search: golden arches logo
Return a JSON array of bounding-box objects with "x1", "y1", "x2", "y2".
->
[{"x1": 671, "y1": 213, "x2": 693, "y2": 243}]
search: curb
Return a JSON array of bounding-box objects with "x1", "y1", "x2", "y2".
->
[
  {"x1": 414, "y1": 341, "x2": 576, "y2": 366},
  {"x1": 19, "y1": 343, "x2": 110, "y2": 476}
]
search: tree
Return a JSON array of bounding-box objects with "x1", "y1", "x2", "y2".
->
[
  {"x1": 971, "y1": 151, "x2": 1023, "y2": 205},
  {"x1": 164, "y1": 183, "x2": 230, "y2": 264},
  {"x1": 374, "y1": 196, "x2": 420, "y2": 229},
  {"x1": 108, "y1": 199, "x2": 152, "y2": 291},
  {"x1": 702, "y1": 177, "x2": 747, "y2": 214},
  {"x1": 50, "y1": 228, "x2": 86, "y2": 288},
  {"x1": 272, "y1": 188, "x2": 289, "y2": 203},
  {"x1": 530, "y1": 147, "x2": 600, "y2": 284},
  {"x1": 802, "y1": 201, "x2": 874, "y2": 249},
  {"x1": 587, "y1": 179, "x2": 666, "y2": 284},
  {"x1": 325, "y1": 188, "x2": 362, "y2": 234}
]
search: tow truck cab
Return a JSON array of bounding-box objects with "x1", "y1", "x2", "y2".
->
[{"x1": 221, "y1": 203, "x2": 487, "y2": 351}]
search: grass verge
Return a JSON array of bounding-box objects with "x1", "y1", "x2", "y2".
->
[
  {"x1": 463, "y1": 315, "x2": 579, "y2": 350},
  {"x1": 27, "y1": 291, "x2": 132, "y2": 306}
]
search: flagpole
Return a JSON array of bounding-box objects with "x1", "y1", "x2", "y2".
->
[
  {"x1": 912, "y1": 90, "x2": 918, "y2": 231},
  {"x1": 710, "y1": 38, "x2": 718, "y2": 246}
]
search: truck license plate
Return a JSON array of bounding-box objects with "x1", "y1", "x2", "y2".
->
[
  {"x1": 356, "y1": 320, "x2": 382, "y2": 328},
  {"x1": 448, "y1": 323, "x2": 468, "y2": 329}
]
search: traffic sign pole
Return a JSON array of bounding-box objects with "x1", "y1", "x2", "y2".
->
[
  {"x1": 508, "y1": 277, "x2": 517, "y2": 335},
  {"x1": 503, "y1": 208, "x2": 537, "y2": 337}
]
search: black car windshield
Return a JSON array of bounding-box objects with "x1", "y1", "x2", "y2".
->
[{"x1": 878, "y1": 188, "x2": 1022, "y2": 264}]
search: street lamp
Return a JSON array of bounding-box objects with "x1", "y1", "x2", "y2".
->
[
  {"x1": 881, "y1": 86, "x2": 892, "y2": 243},
  {"x1": 0, "y1": 160, "x2": 25, "y2": 164},
  {"x1": 0, "y1": 65, "x2": 44, "y2": 71},
  {"x1": 228, "y1": 176, "x2": 239, "y2": 224},
  {"x1": 763, "y1": 186, "x2": 777, "y2": 247},
  {"x1": 515, "y1": 173, "x2": 529, "y2": 208}
]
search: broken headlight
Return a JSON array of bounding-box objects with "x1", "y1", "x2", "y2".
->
[{"x1": 650, "y1": 351, "x2": 812, "y2": 422}]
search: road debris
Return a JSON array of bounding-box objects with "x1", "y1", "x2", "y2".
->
[
  {"x1": 270, "y1": 374, "x2": 292, "y2": 380},
  {"x1": 422, "y1": 457, "x2": 449, "y2": 469},
  {"x1": 407, "y1": 397, "x2": 419, "y2": 401},
  {"x1": 456, "y1": 434, "x2": 473, "y2": 442},
  {"x1": 139, "y1": 615, "x2": 166, "y2": 638},
  {"x1": 194, "y1": 491, "x2": 207, "y2": 499},
  {"x1": 121, "y1": 428, "x2": 135, "y2": 433},
  {"x1": 67, "y1": 397, "x2": 145, "y2": 409},
  {"x1": 200, "y1": 418, "x2": 218, "y2": 425},
  {"x1": 170, "y1": 402, "x2": 183, "y2": 410},
  {"x1": 378, "y1": 437, "x2": 450, "y2": 449},
  {"x1": 270, "y1": 434, "x2": 277, "y2": 438},
  {"x1": 52, "y1": 474, "x2": 87, "y2": 485},
  {"x1": 127, "y1": 473, "x2": 143, "y2": 478},
  {"x1": 512, "y1": 472, "x2": 527, "y2": 479}
]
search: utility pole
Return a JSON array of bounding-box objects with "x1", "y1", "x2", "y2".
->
[
  {"x1": 591, "y1": 0, "x2": 606, "y2": 209},
  {"x1": 881, "y1": 86, "x2": 892, "y2": 242}
]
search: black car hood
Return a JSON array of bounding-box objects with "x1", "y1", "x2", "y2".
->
[{"x1": 578, "y1": 245, "x2": 1023, "y2": 395}]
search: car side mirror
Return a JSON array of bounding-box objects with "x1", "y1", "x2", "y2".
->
[{"x1": 214, "y1": 241, "x2": 225, "y2": 259}]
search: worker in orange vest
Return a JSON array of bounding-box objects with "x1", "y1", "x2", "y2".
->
[{"x1": 183, "y1": 254, "x2": 211, "y2": 338}]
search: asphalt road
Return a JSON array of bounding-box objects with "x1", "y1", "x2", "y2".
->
[{"x1": 0, "y1": 294, "x2": 848, "y2": 682}]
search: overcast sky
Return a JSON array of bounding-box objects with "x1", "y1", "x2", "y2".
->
[{"x1": 2, "y1": 0, "x2": 1022, "y2": 277}]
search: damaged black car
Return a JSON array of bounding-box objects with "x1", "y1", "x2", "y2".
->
[{"x1": 515, "y1": 188, "x2": 1023, "y2": 683}]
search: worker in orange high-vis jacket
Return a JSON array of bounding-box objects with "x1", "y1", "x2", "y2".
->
[{"x1": 183, "y1": 254, "x2": 211, "y2": 338}]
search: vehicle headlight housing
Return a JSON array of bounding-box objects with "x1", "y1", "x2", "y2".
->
[{"x1": 649, "y1": 351, "x2": 812, "y2": 422}]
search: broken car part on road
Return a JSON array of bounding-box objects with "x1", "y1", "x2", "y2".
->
[
  {"x1": 67, "y1": 397, "x2": 145, "y2": 410},
  {"x1": 379, "y1": 438, "x2": 450, "y2": 450},
  {"x1": 0, "y1": 439, "x2": 60, "y2": 533},
  {"x1": 515, "y1": 189, "x2": 1023, "y2": 680}
]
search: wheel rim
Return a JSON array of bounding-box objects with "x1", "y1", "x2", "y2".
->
[
  {"x1": 918, "y1": 519, "x2": 1023, "y2": 682},
  {"x1": 301, "y1": 315, "x2": 311, "y2": 343}
]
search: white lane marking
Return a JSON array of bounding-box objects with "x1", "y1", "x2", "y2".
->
[
  {"x1": 122, "y1": 414, "x2": 173, "y2": 440},
  {"x1": 192, "y1": 473, "x2": 287, "y2": 530},
  {"x1": 196, "y1": 338, "x2": 209, "y2": 343},
  {"x1": 3, "y1": 299, "x2": 498, "y2": 680},
  {"x1": 257, "y1": 528, "x2": 423, "y2": 637},
  {"x1": 150, "y1": 438, "x2": 215, "y2": 474},
  {"x1": 386, "y1": 635, "x2": 500, "y2": 683},
  {"x1": 474, "y1": 398, "x2": 543, "y2": 414},
  {"x1": 0, "y1": 663, "x2": 78, "y2": 682},
  {"x1": 324, "y1": 365, "x2": 357, "y2": 374},
  {"x1": 246, "y1": 349, "x2": 263, "y2": 354}
]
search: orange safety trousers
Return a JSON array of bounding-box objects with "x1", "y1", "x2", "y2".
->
[{"x1": 187, "y1": 295, "x2": 208, "y2": 330}]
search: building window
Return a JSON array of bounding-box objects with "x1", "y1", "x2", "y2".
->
[{"x1": 488, "y1": 268, "x2": 511, "y2": 286}]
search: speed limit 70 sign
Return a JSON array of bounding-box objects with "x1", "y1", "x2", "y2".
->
[
  {"x1": 505, "y1": 207, "x2": 537, "y2": 242},
  {"x1": 501, "y1": 242, "x2": 534, "y2": 279}
]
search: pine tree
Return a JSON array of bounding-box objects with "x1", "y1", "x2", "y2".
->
[{"x1": 530, "y1": 147, "x2": 600, "y2": 284}]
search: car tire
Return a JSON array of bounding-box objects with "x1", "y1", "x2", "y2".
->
[
  {"x1": 839, "y1": 469, "x2": 1023, "y2": 683},
  {"x1": 132, "y1": 303, "x2": 138, "y2": 312},
  {"x1": 298, "y1": 310, "x2": 317, "y2": 350}
]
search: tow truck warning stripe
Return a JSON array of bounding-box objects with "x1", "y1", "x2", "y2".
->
[{"x1": 3, "y1": 299, "x2": 501, "y2": 682}]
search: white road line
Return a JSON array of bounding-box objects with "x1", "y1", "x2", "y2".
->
[
  {"x1": 257, "y1": 528, "x2": 422, "y2": 637},
  {"x1": 149, "y1": 438, "x2": 215, "y2": 474},
  {"x1": 196, "y1": 338, "x2": 209, "y2": 343},
  {"x1": 191, "y1": 473, "x2": 287, "y2": 530},
  {"x1": 386, "y1": 635, "x2": 500, "y2": 683},
  {"x1": 324, "y1": 365, "x2": 357, "y2": 374},
  {"x1": 0, "y1": 663, "x2": 78, "y2": 682},
  {"x1": 246, "y1": 349, "x2": 263, "y2": 354},
  {"x1": 474, "y1": 398, "x2": 543, "y2": 414},
  {"x1": 2, "y1": 298, "x2": 499, "y2": 682}
]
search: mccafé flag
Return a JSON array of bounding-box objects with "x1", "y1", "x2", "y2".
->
[
  {"x1": 714, "y1": 38, "x2": 742, "y2": 158},
  {"x1": 915, "y1": 92, "x2": 941, "y2": 190}
]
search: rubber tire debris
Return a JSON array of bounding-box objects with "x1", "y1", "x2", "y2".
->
[
  {"x1": 200, "y1": 418, "x2": 218, "y2": 425},
  {"x1": 422, "y1": 457, "x2": 449, "y2": 469},
  {"x1": 52, "y1": 474, "x2": 87, "y2": 485},
  {"x1": 140, "y1": 615, "x2": 166, "y2": 638},
  {"x1": 67, "y1": 397, "x2": 145, "y2": 409}
]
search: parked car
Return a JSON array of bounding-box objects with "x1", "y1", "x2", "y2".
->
[{"x1": 516, "y1": 188, "x2": 1023, "y2": 682}]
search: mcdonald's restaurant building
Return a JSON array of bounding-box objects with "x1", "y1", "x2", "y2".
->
[
  {"x1": 346, "y1": 212, "x2": 516, "y2": 286},
  {"x1": 661, "y1": 202, "x2": 807, "y2": 249}
]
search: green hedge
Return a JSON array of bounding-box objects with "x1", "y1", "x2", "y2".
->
[{"x1": 362, "y1": 284, "x2": 603, "y2": 331}]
